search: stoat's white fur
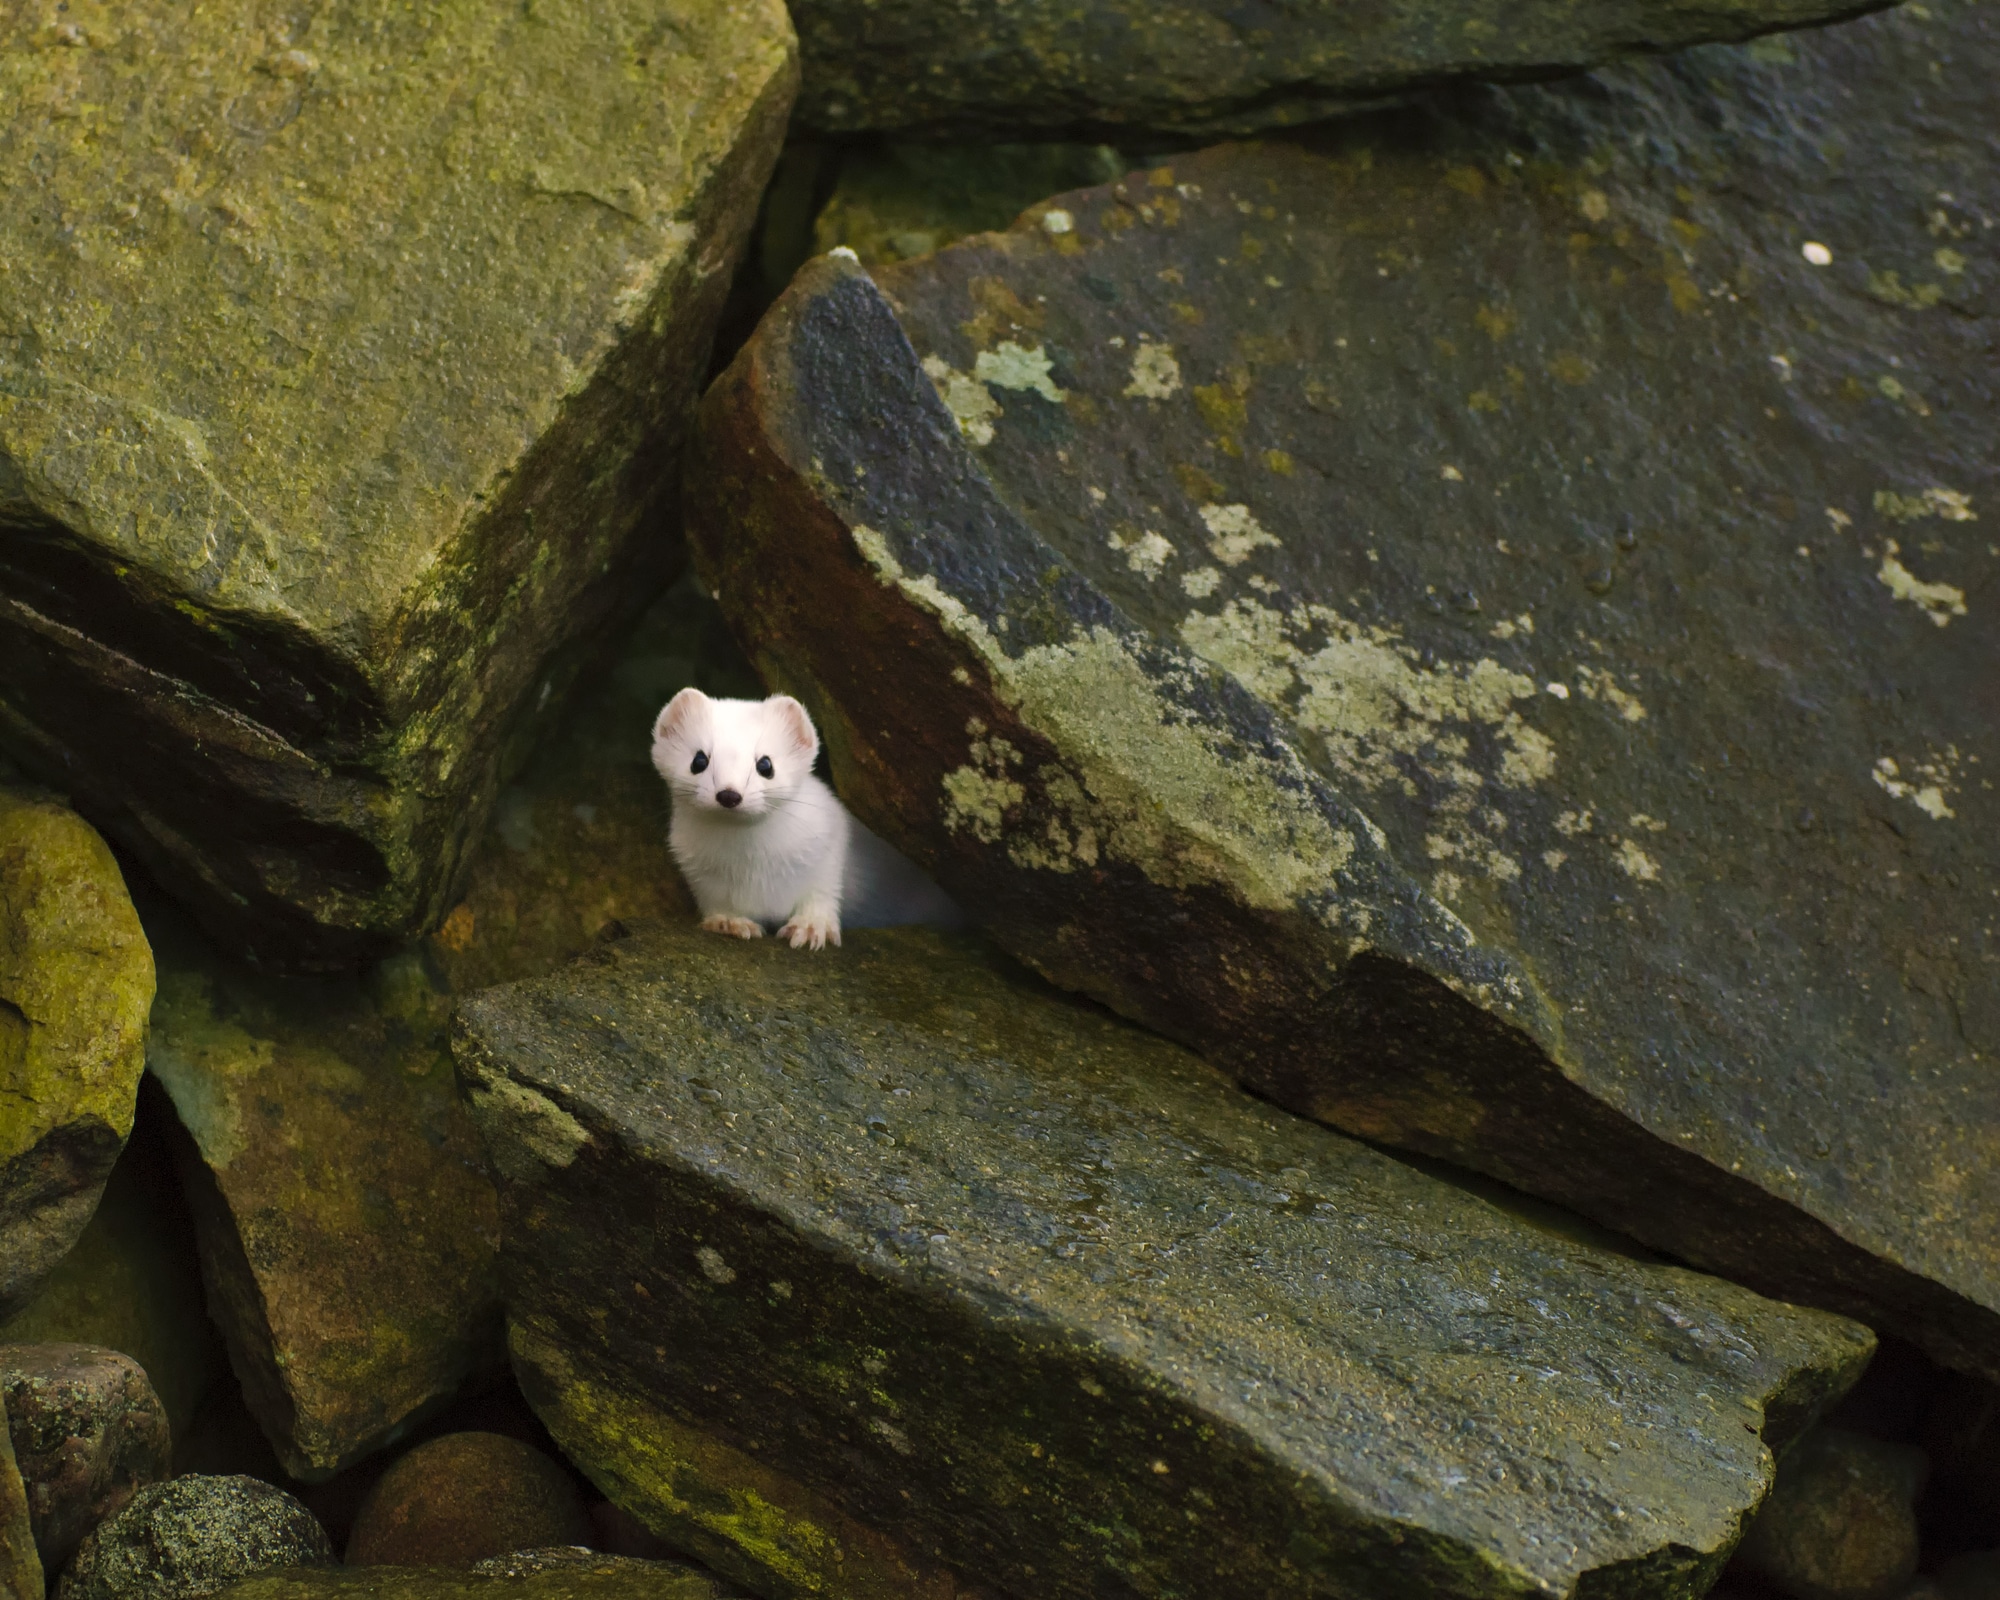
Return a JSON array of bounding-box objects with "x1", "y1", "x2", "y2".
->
[{"x1": 650, "y1": 688, "x2": 962, "y2": 951}]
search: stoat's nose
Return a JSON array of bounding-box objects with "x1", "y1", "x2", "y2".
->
[{"x1": 716, "y1": 789, "x2": 742, "y2": 809}]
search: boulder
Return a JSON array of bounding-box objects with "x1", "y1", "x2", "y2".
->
[
  {"x1": 59, "y1": 1474, "x2": 333, "y2": 1600},
  {"x1": 0, "y1": 0, "x2": 798, "y2": 972},
  {"x1": 346, "y1": 1433, "x2": 591, "y2": 1568},
  {"x1": 0, "y1": 788, "x2": 154, "y2": 1315},
  {"x1": 789, "y1": 0, "x2": 1887, "y2": 137},
  {"x1": 213, "y1": 1551, "x2": 736, "y2": 1597},
  {"x1": 688, "y1": 0, "x2": 2000, "y2": 1379},
  {"x1": 0, "y1": 1343, "x2": 170, "y2": 1572},
  {"x1": 0, "y1": 1393, "x2": 40, "y2": 1600},
  {"x1": 1733, "y1": 1426, "x2": 1926, "y2": 1600},
  {"x1": 457, "y1": 920, "x2": 1874, "y2": 1600}
]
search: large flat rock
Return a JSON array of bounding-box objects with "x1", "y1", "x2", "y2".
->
[
  {"x1": 789, "y1": 0, "x2": 1885, "y2": 137},
  {"x1": 688, "y1": 0, "x2": 2000, "y2": 1380},
  {"x1": 0, "y1": 0, "x2": 796, "y2": 970},
  {"x1": 0, "y1": 789, "x2": 153, "y2": 1317},
  {"x1": 457, "y1": 921, "x2": 1873, "y2": 1600}
]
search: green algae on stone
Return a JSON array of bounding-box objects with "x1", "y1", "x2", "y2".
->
[
  {"x1": 687, "y1": 0, "x2": 2000, "y2": 1383},
  {"x1": 143, "y1": 901, "x2": 502, "y2": 1481},
  {"x1": 456, "y1": 919, "x2": 1874, "y2": 1600},
  {"x1": 0, "y1": 0, "x2": 797, "y2": 972},
  {"x1": 0, "y1": 1391, "x2": 40, "y2": 1600},
  {"x1": 789, "y1": 0, "x2": 1889, "y2": 138},
  {"x1": 214, "y1": 1554, "x2": 737, "y2": 1600},
  {"x1": 0, "y1": 788, "x2": 154, "y2": 1319}
]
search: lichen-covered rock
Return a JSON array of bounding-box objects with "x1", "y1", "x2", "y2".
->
[
  {"x1": 688, "y1": 0, "x2": 2000, "y2": 1379},
  {"x1": 214, "y1": 1551, "x2": 737, "y2": 1597},
  {"x1": 0, "y1": 788, "x2": 154, "y2": 1317},
  {"x1": 1734, "y1": 1427, "x2": 1926, "y2": 1600},
  {"x1": 0, "y1": 1393, "x2": 40, "y2": 1600},
  {"x1": 0, "y1": 1343, "x2": 170, "y2": 1571},
  {"x1": 143, "y1": 899, "x2": 503, "y2": 1482},
  {"x1": 59, "y1": 1475, "x2": 333, "y2": 1600},
  {"x1": 0, "y1": 0, "x2": 797, "y2": 972},
  {"x1": 346, "y1": 1433, "x2": 590, "y2": 1568},
  {"x1": 790, "y1": 0, "x2": 1887, "y2": 137},
  {"x1": 457, "y1": 920, "x2": 1874, "y2": 1600}
]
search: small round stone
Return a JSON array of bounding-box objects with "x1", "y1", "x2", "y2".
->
[
  {"x1": 56, "y1": 1474, "x2": 333, "y2": 1600},
  {"x1": 1734, "y1": 1425, "x2": 1925, "y2": 1600},
  {"x1": 1802, "y1": 241, "x2": 1834, "y2": 265},
  {"x1": 345, "y1": 1431, "x2": 591, "y2": 1567}
]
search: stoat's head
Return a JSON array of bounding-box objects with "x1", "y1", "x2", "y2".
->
[{"x1": 651, "y1": 689, "x2": 819, "y2": 820}]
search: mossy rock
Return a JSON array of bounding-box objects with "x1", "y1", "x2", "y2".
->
[
  {"x1": 688, "y1": 0, "x2": 2000, "y2": 1382},
  {"x1": 456, "y1": 919, "x2": 1874, "y2": 1600},
  {"x1": 0, "y1": 0, "x2": 796, "y2": 972},
  {"x1": 0, "y1": 789, "x2": 153, "y2": 1318},
  {"x1": 216, "y1": 1553, "x2": 735, "y2": 1600}
]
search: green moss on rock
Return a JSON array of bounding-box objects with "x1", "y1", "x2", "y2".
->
[
  {"x1": 0, "y1": 788, "x2": 153, "y2": 1317},
  {"x1": 456, "y1": 920, "x2": 1873, "y2": 1600}
]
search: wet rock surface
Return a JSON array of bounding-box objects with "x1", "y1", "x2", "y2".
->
[
  {"x1": 0, "y1": 0, "x2": 797, "y2": 971},
  {"x1": 215, "y1": 1550, "x2": 737, "y2": 1597},
  {"x1": 346, "y1": 1432, "x2": 590, "y2": 1569},
  {"x1": 0, "y1": 1343, "x2": 170, "y2": 1571},
  {"x1": 789, "y1": 0, "x2": 1889, "y2": 138},
  {"x1": 690, "y1": 0, "x2": 2000, "y2": 1379},
  {"x1": 0, "y1": 788, "x2": 154, "y2": 1316},
  {"x1": 1734, "y1": 1426, "x2": 1926, "y2": 1600},
  {"x1": 457, "y1": 919, "x2": 1873, "y2": 1600},
  {"x1": 59, "y1": 1474, "x2": 333, "y2": 1600}
]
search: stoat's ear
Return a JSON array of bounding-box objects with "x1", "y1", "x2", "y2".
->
[
  {"x1": 652, "y1": 687, "x2": 708, "y2": 744},
  {"x1": 764, "y1": 694, "x2": 819, "y2": 762}
]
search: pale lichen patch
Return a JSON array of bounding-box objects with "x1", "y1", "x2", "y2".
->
[
  {"x1": 1199, "y1": 503, "x2": 1281, "y2": 566},
  {"x1": 920, "y1": 355, "x2": 1000, "y2": 446},
  {"x1": 974, "y1": 341, "x2": 1065, "y2": 403},
  {"x1": 1875, "y1": 539, "x2": 1967, "y2": 627},
  {"x1": 942, "y1": 720, "x2": 1026, "y2": 844},
  {"x1": 1876, "y1": 487, "x2": 1977, "y2": 523},
  {"x1": 1614, "y1": 839, "x2": 1661, "y2": 882},
  {"x1": 1873, "y1": 751, "x2": 1959, "y2": 820},
  {"x1": 1108, "y1": 527, "x2": 1174, "y2": 579},
  {"x1": 1575, "y1": 666, "x2": 1648, "y2": 722},
  {"x1": 1124, "y1": 340, "x2": 1182, "y2": 400},
  {"x1": 1182, "y1": 566, "x2": 1222, "y2": 597}
]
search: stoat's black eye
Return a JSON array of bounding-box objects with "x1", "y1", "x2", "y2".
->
[
  {"x1": 689, "y1": 750, "x2": 709, "y2": 775},
  {"x1": 756, "y1": 756, "x2": 775, "y2": 779}
]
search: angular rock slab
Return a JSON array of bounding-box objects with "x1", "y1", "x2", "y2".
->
[
  {"x1": 0, "y1": 788, "x2": 154, "y2": 1317},
  {"x1": 144, "y1": 902, "x2": 502, "y2": 1480},
  {"x1": 0, "y1": 0, "x2": 796, "y2": 970},
  {"x1": 789, "y1": 0, "x2": 1885, "y2": 137},
  {"x1": 215, "y1": 1555, "x2": 736, "y2": 1600},
  {"x1": 457, "y1": 921, "x2": 1874, "y2": 1600},
  {"x1": 689, "y1": 0, "x2": 2000, "y2": 1378}
]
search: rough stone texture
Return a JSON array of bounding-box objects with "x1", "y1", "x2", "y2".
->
[
  {"x1": 59, "y1": 1474, "x2": 334, "y2": 1600},
  {"x1": 144, "y1": 900, "x2": 503, "y2": 1481},
  {"x1": 346, "y1": 1433, "x2": 590, "y2": 1568},
  {"x1": 215, "y1": 1552, "x2": 736, "y2": 1598},
  {"x1": 1733, "y1": 1427, "x2": 1925, "y2": 1600},
  {"x1": 457, "y1": 920, "x2": 1874, "y2": 1600},
  {"x1": 0, "y1": 787, "x2": 154, "y2": 1316},
  {"x1": 789, "y1": 0, "x2": 1887, "y2": 137},
  {"x1": 688, "y1": 0, "x2": 2000, "y2": 1380},
  {"x1": 0, "y1": 0, "x2": 798, "y2": 971},
  {"x1": 0, "y1": 1393, "x2": 40, "y2": 1600},
  {"x1": 0, "y1": 1343, "x2": 170, "y2": 1571},
  {"x1": 0, "y1": 1097, "x2": 231, "y2": 1446},
  {"x1": 813, "y1": 144, "x2": 1127, "y2": 268}
]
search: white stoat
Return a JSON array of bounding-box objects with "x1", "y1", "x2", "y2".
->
[{"x1": 650, "y1": 688, "x2": 963, "y2": 950}]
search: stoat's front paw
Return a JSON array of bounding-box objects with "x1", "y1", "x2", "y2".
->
[
  {"x1": 778, "y1": 910, "x2": 841, "y2": 951},
  {"x1": 700, "y1": 914, "x2": 764, "y2": 940}
]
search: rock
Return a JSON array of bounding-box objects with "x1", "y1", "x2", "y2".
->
[
  {"x1": 143, "y1": 898, "x2": 503, "y2": 1481},
  {"x1": 0, "y1": 1344, "x2": 170, "y2": 1571},
  {"x1": 688, "y1": 0, "x2": 2000, "y2": 1380},
  {"x1": 789, "y1": 0, "x2": 1887, "y2": 137},
  {"x1": 1734, "y1": 1426, "x2": 1926, "y2": 1600},
  {"x1": 0, "y1": 1391, "x2": 41, "y2": 1600},
  {"x1": 1935, "y1": 1553, "x2": 2000, "y2": 1600},
  {"x1": 813, "y1": 144, "x2": 1127, "y2": 267},
  {"x1": 346, "y1": 1433, "x2": 590, "y2": 1568},
  {"x1": 211, "y1": 1551, "x2": 737, "y2": 1596},
  {"x1": 59, "y1": 1474, "x2": 334, "y2": 1600},
  {"x1": 0, "y1": 787, "x2": 155, "y2": 1315},
  {"x1": 457, "y1": 919, "x2": 1875, "y2": 1600},
  {"x1": 0, "y1": 1088, "x2": 230, "y2": 1446},
  {"x1": 0, "y1": 0, "x2": 797, "y2": 973}
]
